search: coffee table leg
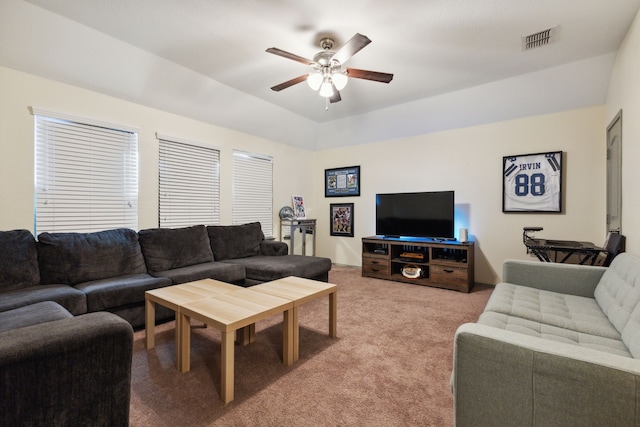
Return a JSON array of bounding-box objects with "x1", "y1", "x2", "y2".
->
[
  {"x1": 283, "y1": 309, "x2": 293, "y2": 366},
  {"x1": 248, "y1": 324, "x2": 255, "y2": 342},
  {"x1": 221, "y1": 330, "x2": 235, "y2": 404},
  {"x1": 175, "y1": 310, "x2": 182, "y2": 370},
  {"x1": 145, "y1": 298, "x2": 155, "y2": 349},
  {"x1": 329, "y1": 291, "x2": 337, "y2": 338},
  {"x1": 292, "y1": 306, "x2": 300, "y2": 362},
  {"x1": 179, "y1": 313, "x2": 191, "y2": 373},
  {"x1": 236, "y1": 324, "x2": 255, "y2": 345}
]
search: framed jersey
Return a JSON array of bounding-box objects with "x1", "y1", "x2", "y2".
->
[{"x1": 503, "y1": 151, "x2": 563, "y2": 213}]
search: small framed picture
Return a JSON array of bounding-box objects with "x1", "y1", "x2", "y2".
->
[
  {"x1": 325, "y1": 166, "x2": 360, "y2": 197},
  {"x1": 330, "y1": 203, "x2": 354, "y2": 237},
  {"x1": 503, "y1": 151, "x2": 563, "y2": 213},
  {"x1": 292, "y1": 195, "x2": 306, "y2": 219}
]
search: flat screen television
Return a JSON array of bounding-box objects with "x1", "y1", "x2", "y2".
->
[{"x1": 376, "y1": 191, "x2": 455, "y2": 240}]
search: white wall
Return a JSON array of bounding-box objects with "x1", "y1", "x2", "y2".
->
[
  {"x1": 312, "y1": 106, "x2": 607, "y2": 284},
  {"x1": 0, "y1": 66, "x2": 314, "y2": 234},
  {"x1": 606, "y1": 8, "x2": 640, "y2": 254},
  {"x1": 0, "y1": 65, "x2": 613, "y2": 286},
  {"x1": 315, "y1": 54, "x2": 615, "y2": 150}
]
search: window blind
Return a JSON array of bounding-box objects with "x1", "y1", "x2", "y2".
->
[
  {"x1": 158, "y1": 137, "x2": 220, "y2": 228},
  {"x1": 232, "y1": 150, "x2": 273, "y2": 238},
  {"x1": 34, "y1": 112, "x2": 138, "y2": 234}
]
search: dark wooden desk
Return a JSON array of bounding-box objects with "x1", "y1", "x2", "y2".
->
[{"x1": 524, "y1": 238, "x2": 606, "y2": 265}]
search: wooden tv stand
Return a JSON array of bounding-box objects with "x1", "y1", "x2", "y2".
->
[{"x1": 362, "y1": 236, "x2": 475, "y2": 292}]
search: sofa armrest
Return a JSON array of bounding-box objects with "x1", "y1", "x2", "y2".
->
[
  {"x1": 0, "y1": 312, "x2": 133, "y2": 426},
  {"x1": 260, "y1": 239, "x2": 289, "y2": 256},
  {"x1": 453, "y1": 323, "x2": 640, "y2": 427},
  {"x1": 502, "y1": 259, "x2": 607, "y2": 297}
]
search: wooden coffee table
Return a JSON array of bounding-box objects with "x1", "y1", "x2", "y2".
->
[
  {"x1": 145, "y1": 279, "x2": 243, "y2": 368},
  {"x1": 145, "y1": 277, "x2": 338, "y2": 404},
  {"x1": 178, "y1": 288, "x2": 294, "y2": 404},
  {"x1": 250, "y1": 276, "x2": 337, "y2": 362}
]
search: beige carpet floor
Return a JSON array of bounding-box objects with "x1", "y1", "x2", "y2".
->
[{"x1": 129, "y1": 265, "x2": 492, "y2": 426}]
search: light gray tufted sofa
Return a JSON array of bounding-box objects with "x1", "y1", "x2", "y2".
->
[{"x1": 452, "y1": 252, "x2": 640, "y2": 427}]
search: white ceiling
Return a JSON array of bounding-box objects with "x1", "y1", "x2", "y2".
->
[{"x1": 2, "y1": 0, "x2": 639, "y2": 150}]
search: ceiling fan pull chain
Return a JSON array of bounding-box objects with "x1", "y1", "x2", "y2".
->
[{"x1": 325, "y1": 97, "x2": 329, "y2": 111}]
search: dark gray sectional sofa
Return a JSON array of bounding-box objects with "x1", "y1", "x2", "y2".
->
[
  {"x1": 0, "y1": 228, "x2": 89, "y2": 315},
  {"x1": 0, "y1": 222, "x2": 331, "y2": 425},
  {"x1": 138, "y1": 224, "x2": 246, "y2": 285},
  {"x1": 208, "y1": 223, "x2": 332, "y2": 285},
  {"x1": 138, "y1": 222, "x2": 331, "y2": 286},
  {"x1": 0, "y1": 222, "x2": 331, "y2": 328},
  {"x1": 0, "y1": 303, "x2": 133, "y2": 426},
  {"x1": 37, "y1": 227, "x2": 174, "y2": 327}
]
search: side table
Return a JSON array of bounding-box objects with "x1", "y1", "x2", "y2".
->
[{"x1": 280, "y1": 218, "x2": 316, "y2": 256}]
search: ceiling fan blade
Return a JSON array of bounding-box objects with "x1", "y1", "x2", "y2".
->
[
  {"x1": 266, "y1": 47, "x2": 314, "y2": 65},
  {"x1": 270, "y1": 75, "x2": 308, "y2": 92},
  {"x1": 331, "y1": 33, "x2": 371, "y2": 65},
  {"x1": 346, "y1": 68, "x2": 394, "y2": 83},
  {"x1": 330, "y1": 85, "x2": 342, "y2": 103}
]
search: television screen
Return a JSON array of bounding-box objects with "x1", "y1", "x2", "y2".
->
[{"x1": 375, "y1": 191, "x2": 455, "y2": 240}]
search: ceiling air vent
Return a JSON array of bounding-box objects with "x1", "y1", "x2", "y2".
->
[{"x1": 522, "y1": 26, "x2": 557, "y2": 51}]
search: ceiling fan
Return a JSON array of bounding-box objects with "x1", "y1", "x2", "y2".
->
[{"x1": 266, "y1": 33, "x2": 393, "y2": 107}]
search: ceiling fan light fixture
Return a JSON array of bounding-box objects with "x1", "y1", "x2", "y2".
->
[
  {"x1": 332, "y1": 72, "x2": 348, "y2": 90},
  {"x1": 267, "y1": 32, "x2": 393, "y2": 106},
  {"x1": 307, "y1": 72, "x2": 323, "y2": 90},
  {"x1": 319, "y1": 77, "x2": 334, "y2": 97}
]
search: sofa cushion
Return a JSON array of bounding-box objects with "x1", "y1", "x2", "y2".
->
[
  {"x1": 37, "y1": 228, "x2": 147, "y2": 286},
  {"x1": 138, "y1": 225, "x2": 214, "y2": 272},
  {"x1": 485, "y1": 283, "x2": 621, "y2": 340},
  {"x1": 74, "y1": 274, "x2": 172, "y2": 312},
  {"x1": 0, "y1": 284, "x2": 87, "y2": 315},
  {"x1": 260, "y1": 240, "x2": 289, "y2": 256},
  {"x1": 221, "y1": 254, "x2": 332, "y2": 283},
  {"x1": 207, "y1": 222, "x2": 264, "y2": 261},
  {"x1": 477, "y1": 310, "x2": 632, "y2": 357},
  {"x1": 0, "y1": 229, "x2": 41, "y2": 292},
  {"x1": 0, "y1": 301, "x2": 72, "y2": 333},
  {"x1": 594, "y1": 253, "x2": 640, "y2": 357},
  {"x1": 149, "y1": 261, "x2": 246, "y2": 285}
]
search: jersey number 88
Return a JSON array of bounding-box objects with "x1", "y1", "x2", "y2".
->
[{"x1": 515, "y1": 173, "x2": 545, "y2": 196}]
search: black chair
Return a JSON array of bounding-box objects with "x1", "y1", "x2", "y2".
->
[{"x1": 600, "y1": 232, "x2": 626, "y2": 266}]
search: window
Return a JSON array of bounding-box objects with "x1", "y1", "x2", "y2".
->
[
  {"x1": 158, "y1": 135, "x2": 220, "y2": 228},
  {"x1": 33, "y1": 108, "x2": 138, "y2": 234},
  {"x1": 232, "y1": 150, "x2": 273, "y2": 238}
]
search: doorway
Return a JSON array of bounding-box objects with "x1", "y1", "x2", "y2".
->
[{"x1": 606, "y1": 110, "x2": 622, "y2": 233}]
